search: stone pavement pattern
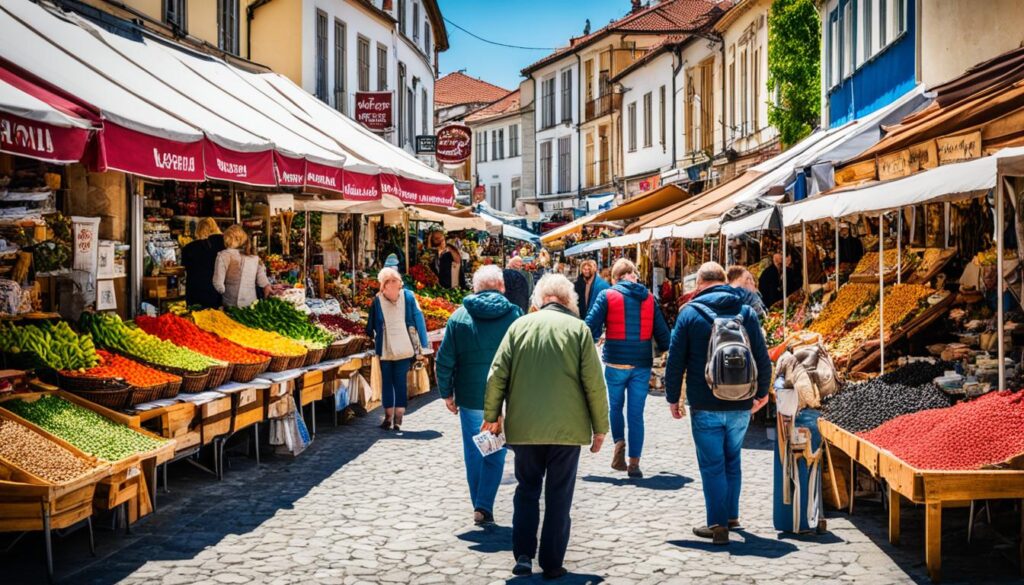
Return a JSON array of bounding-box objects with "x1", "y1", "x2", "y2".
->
[{"x1": 7, "y1": 396, "x2": 1020, "y2": 584}]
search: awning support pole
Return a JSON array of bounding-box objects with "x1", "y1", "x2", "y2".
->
[
  {"x1": 782, "y1": 226, "x2": 788, "y2": 338},
  {"x1": 350, "y1": 214, "x2": 357, "y2": 301},
  {"x1": 404, "y1": 211, "x2": 410, "y2": 274},
  {"x1": 303, "y1": 210, "x2": 309, "y2": 287},
  {"x1": 879, "y1": 213, "x2": 886, "y2": 373},
  {"x1": 897, "y1": 210, "x2": 902, "y2": 284},
  {"x1": 944, "y1": 202, "x2": 951, "y2": 248},
  {"x1": 801, "y1": 221, "x2": 809, "y2": 294},
  {"x1": 997, "y1": 178, "x2": 1006, "y2": 391},
  {"x1": 834, "y1": 218, "x2": 840, "y2": 291}
]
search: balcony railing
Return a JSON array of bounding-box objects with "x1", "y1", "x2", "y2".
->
[{"x1": 585, "y1": 93, "x2": 622, "y2": 122}]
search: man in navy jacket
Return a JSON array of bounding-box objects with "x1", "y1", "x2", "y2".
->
[
  {"x1": 664, "y1": 262, "x2": 771, "y2": 545},
  {"x1": 585, "y1": 259, "x2": 670, "y2": 478}
]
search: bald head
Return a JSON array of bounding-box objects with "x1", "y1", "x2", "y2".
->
[{"x1": 696, "y1": 262, "x2": 726, "y2": 290}]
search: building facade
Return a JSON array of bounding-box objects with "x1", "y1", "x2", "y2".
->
[
  {"x1": 820, "y1": 0, "x2": 1024, "y2": 129},
  {"x1": 465, "y1": 90, "x2": 522, "y2": 212},
  {"x1": 85, "y1": 0, "x2": 448, "y2": 157}
]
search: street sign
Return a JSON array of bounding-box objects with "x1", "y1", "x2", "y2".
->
[
  {"x1": 355, "y1": 91, "x2": 393, "y2": 132},
  {"x1": 415, "y1": 135, "x2": 437, "y2": 154},
  {"x1": 436, "y1": 124, "x2": 472, "y2": 165}
]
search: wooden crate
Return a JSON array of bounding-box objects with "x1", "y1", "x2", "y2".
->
[
  {"x1": 137, "y1": 402, "x2": 199, "y2": 455},
  {"x1": 233, "y1": 388, "x2": 265, "y2": 431},
  {"x1": 266, "y1": 394, "x2": 294, "y2": 419},
  {"x1": 818, "y1": 419, "x2": 859, "y2": 461},
  {"x1": 299, "y1": 383, "x2": 324, "y2": 407},
  {"x1": 296, "y1": 369, "x2": 324, "y2": 391},
  {"x1": 198, "y1": 394, "x2": 233, "y2": 445}
]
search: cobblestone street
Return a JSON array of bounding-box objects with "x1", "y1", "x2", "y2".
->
[{"x1": 7, "y1": 395, "x2": 1021, "y2": 585}]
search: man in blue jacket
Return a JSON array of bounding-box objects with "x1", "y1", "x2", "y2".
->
[
  {"x1": 585, "y1": 259, "x2": 671, "y2": 478},
  {"x1": 436, "y1": 265, "x2": 522, "y2": 526},
  {"x1": 664, "y1": 262, "x2": 771, "y2": 545}
]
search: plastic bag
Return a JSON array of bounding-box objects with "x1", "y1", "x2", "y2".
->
[{"x1": 268, "y1": 396, "x2": 311, "y2": 457}]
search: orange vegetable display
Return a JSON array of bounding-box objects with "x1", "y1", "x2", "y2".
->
[
  {"x1": 65, "y1": 350, "x2": 181, "y2": 387},
  {"x1": 135, "y1": 314, "x2": 268, "y2": 364}
]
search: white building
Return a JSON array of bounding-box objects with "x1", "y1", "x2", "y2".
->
[
  {"x1": 466, "y1": 90, "x2": 522, "y2": 212},
  {"x1": 521, "y1": 55, "x2": 580, "y2": 214}
]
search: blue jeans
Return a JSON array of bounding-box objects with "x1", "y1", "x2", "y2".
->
[
  {"x1": 691, "y1": 409, "x2": 751, "y2": 528},
  {"x1": 604, "y1": 366, "x2": 651, "y2": 458},
  {"x1": 458, "y1": 408, "x2": 506, "y2": 514},
  {"x1": 380, "y1": 359, "x2": 411, "y2": 409}
]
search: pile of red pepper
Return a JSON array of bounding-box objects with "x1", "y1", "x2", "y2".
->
[{"x1": 859, "y1": 390, "x2": 1024, "y2": 470}]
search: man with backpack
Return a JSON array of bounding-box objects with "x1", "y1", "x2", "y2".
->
[
  {"x1": 664, "y1": 262, "x2": 772, "y2": 545},
  {"x1": 585, "y1": 259, "x2": 671, "y2": 478}
]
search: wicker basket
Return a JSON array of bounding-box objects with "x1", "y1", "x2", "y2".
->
[
  {"x1": 57, "y1": 371, "x2": 127, "y2": 392},
  {"x1": 64, "y1": 386, "x2": 134, "y2": 410},
  {"x1": 232, "y1": 357, "x2": 271, "y2": 382},
  {"x1": 178, "y1": 370, "x2": 210, "y2": 393},
  {"x1": 287, "y1": 353, "x2": 308, "y2": 370},
  {"x1": 163, "y1": 378, "x2": 183, "y2": 399},
  {"x1": 267, "y1": 354, "x2": 293, "y2": 372},
  {"x1": 302, "y1": 347, "x2": 326, "y2": 367},
  {"x1": 129, "y1": 382, "x2": 167, "y2": 406},
  {"x1": 205, "y1": 363, "x2": 232, "y2": 389}
]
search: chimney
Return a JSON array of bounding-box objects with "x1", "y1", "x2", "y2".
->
[{"x1": 631, "y1": 0, "x2": 643, "y2": 13}]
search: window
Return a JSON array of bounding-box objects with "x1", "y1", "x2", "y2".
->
[
  {"x1": 164, "y1": 0, "x2": 185, "y2": 31},
  {"x1": 397, "y1": 62, "x2": 406, "y2": 143},
  {"x1": 539, "y1": 141, "x2": 552, "y2": 194},
  {"x1": 314, "y1": 10, "x2": 328, "y2": 102},
  {"x1": 740, "y1": 49, "x2": 748, "y2": 132},
  {"x1": 397, "y1": 0, "x2": 405, "y2": 36},
  {"x1": 878, "y1": 0, "x2": 888, "y2": 47},
  {"x1": 557, "y1": 136, "x2": 571, "y2": 193},
  {"x1": 659, "y1": 85, "x2": 666, "y2": 148},
  {"x1": 509, "y1": 124, "x2": 520, "y2": 157},
  {"x1": 357, "y1": 36, "x2": 370, "y2": 91},
  {"x1": 861, "y1": 0, "x2": 872, "y2": 66},
  {"x1": 217, "y1": 0, "x2": 239, "y2": 54},
  {"x1": 541, "y1": 77, "x2": 556, "y2": 128},
  {"x1": 753, "y1": 48, "x2": 761, "y2": 131},
  {"x1": 421, "y1": 90, "x2": 428, "y2": 134},
  {"x1": 729, "y1": 57, "x2": 736, "y2": 133},
  {"x1": 627, "y1": 101, "x2": 637, "y2": 152},
  {"x1": 413, "y1": 3, "x2": 420, "y2": 41},
  {"x1": 642, "y1": 92, "x2": 653, "y2": 148},
  {"x1": 560, "y1": 69, "x2": 573, "y2": 123},
  {"x1": 584, "y1": 59, "x2": 594, "y2": 103},
  {"x1": 495, "y1": 128, "x2": 504, "y2": 160},
  {"x1": 843, "y1": 1, "x2": 854, "y2": 79},
  {"x1": 377, "y1": 44, "x2": 388, "y2": 91},
  {"x1": 334, "y1": 20, "x2": 347, "y2": 113},
  {"x1": 406, "y1": 86, "x2": 415, "y2": 147},
  {"x1": 477, "y1": 131, "x2": 487, "y2": 162},
  {"x1": 894, "y1": 0, "x2": 907, "y2": 39},
  {"x1": 492, "y1": 129, "x2": 499, "y2": 160},
  {"x1": 424, "y1": 22, "x2": 431, "y2": 56},
  {"x1": 489, "y1": 184, "x2": 501, "y2": 209},
  {"x1": 829, "y1": 10, "x2": 839, "y2": 87},
  {"x1": 511, "y1": 177, "x2": 521, "y2": 205}
]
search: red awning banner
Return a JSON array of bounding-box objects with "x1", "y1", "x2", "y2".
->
[
  {"x1": 203, "y1": 139, "x2": 276, "y2": 186},
  {"x1": 342, "y1": 170, "x2": 382, "y2": 201},
  {"x1": 97, "y1": 121, "x2": 204, "y2": 181},
  {"x1": 380, "y1": 175, "x2": 455, "y2": 207},
  {"x1": 274, "y1": 152, "x2": 306, "y2": 188},
  {"x1": 0, "y1": 109, "x2": 91, "y2": 164},
  {"x1": 304, "y1": 159, "x2": 345, "y2": 193}
]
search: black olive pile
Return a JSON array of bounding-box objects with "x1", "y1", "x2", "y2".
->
[
  {"x1": 822, "y1": 380, "x2": 955, "y2": 433},
  {"x1": 876, "y1": 361, "x2": 955, "y2": 387}
]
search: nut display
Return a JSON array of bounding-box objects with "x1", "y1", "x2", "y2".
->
[
  {"x1": 829, "y1": 284, "x2": 933, "y2": 358},
  {"x1": 4, "y1": 395, "x2": 166, "y2": 462},
  {"x1": 0, "y1": 418, "x2": 96, "y2": 483},
  {"x1": 808, "y1": 284, "x2": 878, "y2": 338}
]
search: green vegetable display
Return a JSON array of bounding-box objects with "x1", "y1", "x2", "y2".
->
[
  {"x1": 227, "y1": 298, "x2": 332, "y2": 349},
  {"x1": 0, "y1": 320, "x2": 99, "y2": 371},
  {"x1": 80, "y1": 312, "x2": 221, "y2": 372},
  {"x1": 5, "y1": 395, "x2": 165, "y2": 461}
]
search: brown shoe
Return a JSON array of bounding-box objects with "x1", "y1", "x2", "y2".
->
[
  {"x1": 693, "y1": 525, "x2": 729, "y2": 545},
  {"x1": 728, "y1": 519, "x2": 742, "y2": 530},
  {"x1": 611, "y1": 440, "x2": 627, "y2": 471}
]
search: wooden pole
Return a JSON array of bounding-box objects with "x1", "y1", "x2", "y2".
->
[
  {"x1": 897, "y1": 210, "x2": 902, "y2": 284},
  {"x1": 801, "y1": 221, "x2": 809, "y2": 293},
  {"x1": 782, "y1": 226, "x2": 788, "y2": 337},
  {"x1": 834, "y1": 218, "x2": 840, "y2": 291},
  {"x1": 997, "y1": 179, "x2": 1006, "y2": 391},
  {"x1": 404, "y1": 211, "x2": 410, "y2": 274},
  {"x1": 879, "y1": 213, "x2": 886, "y2": 372}
]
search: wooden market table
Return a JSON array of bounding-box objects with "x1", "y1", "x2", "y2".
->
[{"x1": 819, "y1": 419, "x2": 1024, "y2": 582}]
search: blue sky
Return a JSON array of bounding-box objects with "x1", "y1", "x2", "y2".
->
[{"x1": 437, "y1": 0, "x2": 632, "y2": 90}]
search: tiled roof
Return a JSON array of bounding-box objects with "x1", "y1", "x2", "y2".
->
[
  {"x1": 434, "y1": 72, "x2": 510, "y2": 107},
  {"x1": 522, "y1": 0, "x2": 729, "y2": 75},
  {"x1": 465, "y1": 90, "x2": 522, "y2": 124},
  {"x1": 611, "y1": 34, "x2": 688, "y2": 82}
]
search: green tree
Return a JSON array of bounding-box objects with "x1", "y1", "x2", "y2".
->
[{"x1": 767, "y1": 0, "x2": 821, "y2": 147}]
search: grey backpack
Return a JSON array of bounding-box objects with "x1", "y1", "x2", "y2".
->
[{"x1": 689, "y1": 302, "x2": 758, "y2": 401}]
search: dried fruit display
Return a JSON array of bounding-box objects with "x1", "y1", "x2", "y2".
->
[
  {"x1": 312, "y1": 314, "x2": 365, "y2": 338},
  {"x1": 135, "y1": 314, "x2": 268, "y2": 364},
  {"x1": 4, "y1": 395, "x2": 166, "y2": 462},
  {"x1": 822, "y1": 379, "x2": 954, "y2": 433},
  {"x1": 859, "y1": 391, "x2": 1024, "y2": 470},
  {"x1": 0, "y1": 418, "x2": 98, "y2": 483},
  {"x1": 854, "y1": 250, "x2": 904, "y2": 274},
  {"x1": 807, "y1": 284, "x2": 878, "y2": 338},
  {"x1": 192, "y1": 310, "x2": 307, "y2": 357},
  {"x1": 829, "y1": 284, "x2": 932, "y2": 358}
]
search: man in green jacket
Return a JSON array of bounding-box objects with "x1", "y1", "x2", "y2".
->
[
  {"x1": 483, "y1": 274, "x2": 609, "y2": 580},
  {"x1": 436, "y1": 265, "x2": 522, "y2": 526}
]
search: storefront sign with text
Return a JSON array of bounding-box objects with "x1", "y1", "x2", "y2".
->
[
  {"x1": 355, "y1": 91, "x2": 393, "y2": 132},
  {"x1": 435, "y1": 124, "x2": 472, "y2": 165}
]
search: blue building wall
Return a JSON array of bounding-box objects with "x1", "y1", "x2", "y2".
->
[{"x1": 827, "y1": 0, "x2": 917, "y2": 128}]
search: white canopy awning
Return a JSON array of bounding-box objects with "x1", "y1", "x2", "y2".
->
[
  {"x1": 720, "y1": 207, "x2": 776, "y2": 237},
  {"x1": 0, "y1": 77, "x2": 92, "y2": 129},
  {"x1": 295, "y1": 195, "x2": 405, "y2": 214},
  {"x1": 651, "y1": 218, "x2": 721, "y2": 240},
  {"x1": 781, "y1": 194, "x2": 841, "y2": 226},
  {"x1": 564, "y1": 239, "x2": 611, "y2": 257},
  {"x1": 606, "y1": 231, "x2": 652, "y2": 248}
]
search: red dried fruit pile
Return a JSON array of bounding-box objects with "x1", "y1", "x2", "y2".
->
[{"x1": 859, "y1": 391, "x2": 1024, "y2": 470}]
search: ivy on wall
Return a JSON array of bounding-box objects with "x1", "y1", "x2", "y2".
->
[{"x1": 767, "y1": 0, "x2": 822, "y2": 147}]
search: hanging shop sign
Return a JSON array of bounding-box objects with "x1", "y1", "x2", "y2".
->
[
  {"x1": 435, "y1": 124, "x2": 472, "y2": 165},
  {"x1": 877, "y1": 150, "x2": 912, "y2": 182},
  {"x1": 98, "y1": 122, "x2": 204, "y2": 182},
  {"x1": 937, "y1": 130, "x2": 982, "y2": 165},
  {"x1": 415, "y1": 135, "x2": 437, "y2": 154},
  {"x1": 908, "y1": 140, "x2": 938, "y2": 173},
  {"x1": 354, "y1": 91, "x2": 394, "y2": 132},
  {"x1": 274, "y1": 152, "x2": 307, "y2": 188},
  {"x1": 0, "y1": 111, "x2": 91, "y2": 164},
  {"x1": 341, "y1": 170, "x2": 382, "y2": 202},
  {"x1": 202, "y1": 139, "x2": 276, "y2": 186}
]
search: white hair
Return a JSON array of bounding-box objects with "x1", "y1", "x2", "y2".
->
[
  {"x1": 532, "y1": 273, "x2": 579, "y2": 315},
  {"x1": 472, "y1": 265, "x2": 505, "y2": 293},
  {"x1": 696, "y1": 262, "x2": 726, "y2": 285},
  {"x1": 377, "y1": 267, "x2": 403, "y2": 287}
]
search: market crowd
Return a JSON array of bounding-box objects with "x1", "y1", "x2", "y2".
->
[{"x1": 362, "y1": 250, "x2": 782, "y2": 579}]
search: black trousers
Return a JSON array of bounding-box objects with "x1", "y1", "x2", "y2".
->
[{"x1": 510, "y1": 444, "x2": 581, "y2": 571}]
